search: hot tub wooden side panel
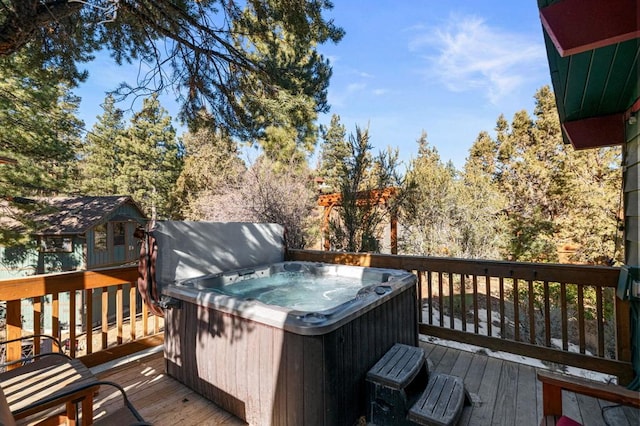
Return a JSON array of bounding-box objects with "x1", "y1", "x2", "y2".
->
[
  {"x1": 320, "y1": 284, "x2": 418, "y2": 424},
  {"x1": 164, "y1": 284, "x2": 418, "y2": 426}
]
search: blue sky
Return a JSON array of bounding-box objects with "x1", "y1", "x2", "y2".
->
[{"x1": 75, "y1": 1, "x2": 552, "y2": 170}]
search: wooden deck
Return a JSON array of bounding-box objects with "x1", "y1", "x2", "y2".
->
[{"x1": 85, "y1": 340, "x2": 638, "y2": 426}]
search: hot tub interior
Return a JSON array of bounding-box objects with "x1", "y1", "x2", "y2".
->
[{"x1": 179, "y1": 261, "x2": 408, "y2": 312}]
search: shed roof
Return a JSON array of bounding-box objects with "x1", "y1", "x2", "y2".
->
[
  {"x1": 34, "y1": 196, "x2": 146, "y2": 236},
  {"x1": 537, "y1": 0, "x2": 639, "y2": 149},
  {"x1": 1, "y1": 195, "x2": 147, "y2": 236}
]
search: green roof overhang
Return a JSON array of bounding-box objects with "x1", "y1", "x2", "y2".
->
[{"x1": 538, "y1": 0, "x2": 639, "y2": 149}]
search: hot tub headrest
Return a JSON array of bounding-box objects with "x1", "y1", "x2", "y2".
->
[{"x1": 153, "y1": 221, "x2": 285, "y2": 287}]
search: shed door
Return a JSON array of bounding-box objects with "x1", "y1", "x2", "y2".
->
[{"x1": 112, "y1": 222, "x2": 126, "y2": 264}]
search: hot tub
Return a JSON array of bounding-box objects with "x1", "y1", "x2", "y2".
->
[{"x1": 142, "y1": 222, "x2": 418, "y2": 426}]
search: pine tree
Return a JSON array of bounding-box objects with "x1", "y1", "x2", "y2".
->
[
  {"x1": 0, "y1": 53, "x2": 82, "y2": 245},
  {"x1": 225, "y1": 4, "x2": 334, "y2": 161},
  {"x1": 116, "y1": 95, "x2": 183, "y2": 220},
  {"x1": 317, "y1": 114, "x2": 350, "y2": 193},
  {"x1": 458, "y1": 132, "x2": 507, "y2": 259},
  {"x1": 400, "y1": 131, "x2": 458, "y2": 256},
  {"x1": 77, "y1": 95, "x2": 126, "y2": 195},
  {"x1": 561, "y1": 147, "x2": 622, "y2": 264},
  {"x1": 2, "y1": 1, "x2": 344, "y2": 136},
  {"x1": 329, "y1": 126, "x2": 403, "y2": 252},
  {"x1": 175, "y1": 124, "x2": 246, "y2": 220}
]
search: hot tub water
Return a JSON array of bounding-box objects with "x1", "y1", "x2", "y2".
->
[{"x1": 210, "y1": 271, "x2": 381, "y2": 311}]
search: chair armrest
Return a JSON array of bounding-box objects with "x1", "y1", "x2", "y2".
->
[
  {"x1": 0, "y1": 334, "x2": 64, "y2": 351},
  {"x1": 0, "y1": 334, "x2": 65, "y2": 368},
  {"x1": 1, "y1": 350, "x2": 71, "y2": 369},
  {"x1": 20, "y1": 380, "x2": 148, "y2": 425},
  {"x1": 537, "y1": 370, "x2": 640, "y2": 416}
]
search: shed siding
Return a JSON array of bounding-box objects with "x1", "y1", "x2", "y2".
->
[
  {"x1": 86, "y1": 203, "x2": 145, "y2": 268},
  {"x1": 625, "y1": 116, "x2": 640, "y2": 264}
]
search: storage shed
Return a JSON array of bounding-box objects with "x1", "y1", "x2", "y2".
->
[{"x1": 0, "y1": 195, "x2": 146, "y2": 279}]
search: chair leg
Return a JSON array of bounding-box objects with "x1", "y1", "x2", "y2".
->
[
  {"x1": 65, "y1": 400, "x2": 77, "y2": 426},
  {"x1": 81, "y1": 394, "x2": 93, "y2": 426}
]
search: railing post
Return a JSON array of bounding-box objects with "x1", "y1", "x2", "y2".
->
[
  {"x1": 616, "y1": 297, "x2": 632, "y2": 362},
  {"x1": 5, "y1": 300, "x2": 21, "y2": 366}
]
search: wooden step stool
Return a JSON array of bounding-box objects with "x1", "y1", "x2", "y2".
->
[{"x1": 366, "y1": 343, "x2": 429, "y2": 425}]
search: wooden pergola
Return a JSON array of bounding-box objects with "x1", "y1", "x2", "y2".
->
[{"x1": 317, "y1": 187, "x2": 398, "y2": 254}]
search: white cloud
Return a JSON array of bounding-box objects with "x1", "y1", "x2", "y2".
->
[
  {"x1": 347, "y1": 82, "x2": 367, "y2": 93},
  {"x1": 409, "y1": 14, "x2": 546, "y2": 104}
]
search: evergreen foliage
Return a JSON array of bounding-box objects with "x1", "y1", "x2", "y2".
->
[
  {"x1": 115, "y1": 95, "x2": 184, "y2": 220},
  {"x1": 317, "y1": 114, "x2": 350, "y2": 193},
  {"x1": 175, "y1": 123, "x2": 246, "y2": 220},
  {"x1": 0, "y1": 54, "x2": 82, "y2": 245},
  {"x1": 329, "y1": 125, "x2": 405, "y2": 252},
  {"x1": 77, "y1": 95, "x2": 126, "y2": 195},
  {"x1": 465, "y1": 86, "x2": 622, "y2": 264},
  {"x1": 0, "y1": 1, "x2": 343, "y2": 138}
]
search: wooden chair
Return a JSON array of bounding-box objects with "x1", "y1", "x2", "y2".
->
[
  {"x1": 0, "y1": 335, "x2": 149, "y2": 425},
  {"x1": 0, "y1": 380, "x2": 150, "y2": 426},
  {"x1": 537, "y1": 369, "x2": 640, "y2": 426}
]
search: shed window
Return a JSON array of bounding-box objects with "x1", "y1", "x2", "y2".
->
[
  {"x1": 113, "y1": 222, "x2": 126, "y2": 245},
  {"x1": 41, "y1": 237, "x2": 72, "y2": 253},
  {"x1": 94, "y1": 224, "x2": 107, "y2": 250}
]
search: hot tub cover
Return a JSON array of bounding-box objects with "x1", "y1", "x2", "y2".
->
[{"x1": 137, "y1": 221, "x2": 285, "y2": 316}]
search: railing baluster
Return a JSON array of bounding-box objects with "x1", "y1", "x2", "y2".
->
[
  {"x1": 33, "y1": 297, "x2": 41, "y2": 355},
  {"x1": 52, "y1": 293, "x2": 59, "y2": 349},
  {"x1": 438, "y1": 272, "x2": 444, "y2": 327},
  {"x1": 578, "y1": 286, "x2": 585, "y2": 354},
  {"x1": 448, "y1": 273, "x2": 455, "y2": 329},
  {"x1": 528, "y1": 280, "x2": 536, "y2": 345},
  {"x1": 499, "y1": 276, "x2": 505, "y2": 338},
  {"x1": 117, "y1": 285, "x2": 123, "y2": 345},
  {"x1": 102, "y1": 287, "x2": 108, "y2": 350},
  {"x1": 427, "y1": 271, "x2": 433, "y2": 325},
  {"x1": 142, "y1": 301, "x2": 149, "y2": 336},
  {"x1": 473, "y1": 275, "x2": 479, "y2": 334},
  {"x1": 86, "y1": 289, "x2": 93, "y2": 354},
  {"x1": 543, "y1": 281, "x2": 551, "y2": 347},
  {"x1": 6, "y1": 300, "x2": 21, "y2": 366},
  {"x1": 596, "y1": 287, "x2": 604, "y2": 357},
  {"x1": 460, "y1": 274, "x2": 466, "y2": 332},
  {"x1": 561, "y1": 282, "x2": 568, "y2": 351},
  {"x1": 485, "y1": 275, "x2": 492, "y2": 337},
  {"x1": 513, "y1": 278, "x2": 520, "y2": 341},
  {"x1": 70, "y1": 291, "x2": 77, "y2": 357},
  {"x1": 130, "y1": 285, "x2": 137, "y2": 342}
]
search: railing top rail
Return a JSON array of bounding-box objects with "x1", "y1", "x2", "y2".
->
[
  {"x1": 0, "y1": 265, "x2": 138, "y2": 301},
  {"x1": 288, "y1": 250, "x2": 621, "y2": 287}
]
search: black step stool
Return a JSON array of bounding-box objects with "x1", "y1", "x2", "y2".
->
[
  {"x1": 366, "y1": 343, "x2": 470, "y2": 426},
  {"x1": 408, "y1": 373, "x2": 467, "y2": 426},
  {"x1": 366, "y1": 343, "x2": 429, "y2": 425}
]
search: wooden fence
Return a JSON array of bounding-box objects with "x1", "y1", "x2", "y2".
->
[
  {"x1": 288, "y1": 250, "x2": 633, "y2": 385},
  {"x1": 0, "y1": 251, "x2": 633, "y2": 384},
  {"x1": 0, "y1": 265, "x2": 162, "y2": 368}
]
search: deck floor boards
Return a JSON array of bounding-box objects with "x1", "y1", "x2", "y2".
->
[{"x1": 77, "y1": 340, "x2": 635, "y2": 426}]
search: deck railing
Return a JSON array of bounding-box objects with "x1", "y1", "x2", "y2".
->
[
  {"x1": 0, "y1": 265, "x2": 163, "y2": 368},
  {"x1": 0, "y1": 251, "x2": 633, "y2": 384},
  {"x1": 288, "y1": 250, "x2": 633, "y2": 385}
]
